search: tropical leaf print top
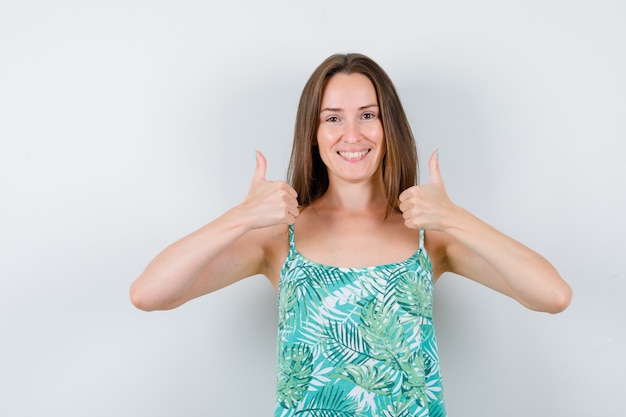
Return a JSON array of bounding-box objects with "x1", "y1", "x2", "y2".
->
[{"x1": 276, "y1": 225, "x2": 446, "y2": 417}]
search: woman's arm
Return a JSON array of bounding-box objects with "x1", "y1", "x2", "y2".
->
[
  {"x1": 436, "y1": 211, "x2": 571, "y2": 313},
  {"x1": 130, "y1": 151, "x2": 299, "y2": 311},
  {"x1": 399, "y1": 151, "x2": 572, "y2": 313}
]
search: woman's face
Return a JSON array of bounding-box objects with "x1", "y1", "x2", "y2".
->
[{"x1": 316, "y1": 72, "x2": 385, "y2": 186}]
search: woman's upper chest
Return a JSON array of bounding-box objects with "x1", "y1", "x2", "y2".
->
[{"x1": 291, "y1": 208, "x2": 421, "y2": 268}]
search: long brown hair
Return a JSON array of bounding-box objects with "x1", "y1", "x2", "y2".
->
[{"x1": 287, "y1": 53, "x2": 418, "y2": 218}]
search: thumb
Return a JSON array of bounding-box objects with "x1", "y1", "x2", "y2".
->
[
  {"x1": 428, "y1": 149, "x2": 442, "y2": 184},
  {"x1": 251, "y1": 150, "x2": 267, "y2": 185}
]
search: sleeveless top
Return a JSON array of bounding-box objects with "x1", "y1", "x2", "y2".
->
[{"x1": 275, "y1": 225, "x2": 446, "y2": 417}]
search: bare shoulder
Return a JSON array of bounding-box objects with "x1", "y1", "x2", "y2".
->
[{"x1": 424, "y1": 230, "x2": 449, "y2": 281}]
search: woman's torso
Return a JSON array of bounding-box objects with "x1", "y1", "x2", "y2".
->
[{"x1": 272, "y1": 207, "x2": 447, "y2": 416}]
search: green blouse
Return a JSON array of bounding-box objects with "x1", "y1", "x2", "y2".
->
[{"x1": 275, "y1": 225, "x2": 446, "y2": 417}]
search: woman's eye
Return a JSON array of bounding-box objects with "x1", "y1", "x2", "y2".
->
[
  {"x1": 326, "y1": 116, "x2": 339, "y2": 122},
  {"x1": 362, "y1": 113, "x2": 375, "y2": 120}
]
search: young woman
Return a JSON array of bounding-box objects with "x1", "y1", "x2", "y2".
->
[{"x1": 130, "y1": 53, "x2": 572, "y2": 416}]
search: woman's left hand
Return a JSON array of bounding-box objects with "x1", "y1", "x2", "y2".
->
[{"x1": 399, "y1": 150, "x2": 455, "y2": 231}]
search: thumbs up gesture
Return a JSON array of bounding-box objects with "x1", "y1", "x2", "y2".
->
[
  {"x1": 239, "y1": 151, "x2": 300, "y2": 230},
  {"x1": 399, "y1": 150, "x2": 454, "y2": 231}
]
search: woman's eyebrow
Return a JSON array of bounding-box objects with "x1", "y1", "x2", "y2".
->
[{"x1": 320, "y1": 104, "x2": 379, "y2": 113}]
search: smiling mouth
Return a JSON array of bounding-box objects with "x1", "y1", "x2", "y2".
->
[{"x1": 338, "y1": 150, "x2": 370, "y2": 160}]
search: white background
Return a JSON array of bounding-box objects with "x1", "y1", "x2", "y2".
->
[{"x1": 1, "y1": 1, "x2": 625, "y2": 416}]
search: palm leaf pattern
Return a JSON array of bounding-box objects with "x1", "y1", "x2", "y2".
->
[
  {"x1": 277, "y1": 343, "x2": 315, "y2": 409},
  {"x1": 296, "y1": 385, "x2": 361, "y2": 417},
  {"x1": 276, "y1": 225, "x2": 446, "y2": 416}
]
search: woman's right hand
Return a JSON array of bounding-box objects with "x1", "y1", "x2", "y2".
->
[{"x1": 238, "y1": 150, "x2": 299, "y2": 229}]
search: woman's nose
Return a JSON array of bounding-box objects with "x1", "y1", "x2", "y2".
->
[{"x1": 343, "y1": 119, "x2": 359, "y2": 142}]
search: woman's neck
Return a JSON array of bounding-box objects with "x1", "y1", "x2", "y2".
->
[{"x1": 317, "y1": 175, "x2": 387, "y2": 215}]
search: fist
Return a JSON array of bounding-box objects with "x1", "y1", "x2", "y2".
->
[
  {"x1": 398, "y1": 150, "x2": 452, "y2": 231},
  {"x1": 241, "y1": 150, "x2": 300, "y2": 229}
]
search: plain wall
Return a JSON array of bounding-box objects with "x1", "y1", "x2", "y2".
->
[{"x1": 1, "y1": 1, "x2": 625, "y2": 416}]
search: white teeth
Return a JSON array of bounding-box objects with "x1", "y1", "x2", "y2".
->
[{"x1": 339, "y1": 150, "x2": 368, "y2": 159}]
